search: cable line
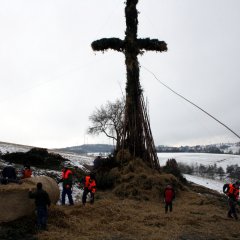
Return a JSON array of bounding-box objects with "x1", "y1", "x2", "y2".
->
[{"x1": 142, "y1": 65, "x2": 240, "y2": 140}]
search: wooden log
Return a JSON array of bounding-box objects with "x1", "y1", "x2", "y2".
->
[{"x1": 0, "y1": 176, "x2": 60, "y2": 223}]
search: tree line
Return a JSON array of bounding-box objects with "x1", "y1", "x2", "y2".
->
[{"x1": 178, "y1": 162, "x2": 240, "y2": 180}]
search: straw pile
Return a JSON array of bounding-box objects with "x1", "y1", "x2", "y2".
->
[{"x1": 0, "y1": 176, "x2": 60, "y2": 223}]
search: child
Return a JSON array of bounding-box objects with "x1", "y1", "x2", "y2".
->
[{"x1": 164, "y1": 184, "x2": 175, "y2": 213}]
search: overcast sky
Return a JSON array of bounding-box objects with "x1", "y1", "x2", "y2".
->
[{"x1": 0, "y1": 0, "x2": 240, "y2": 148}]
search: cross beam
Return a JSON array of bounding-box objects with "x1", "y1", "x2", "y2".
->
[
  {"x1": 92, "y1": 37, "x2": 167, "y2": 53},
  {"x1": 92, "y1": 0, "x2": 167, "y2": 170}
]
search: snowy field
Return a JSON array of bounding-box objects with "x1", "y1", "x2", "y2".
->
[
  {"x1": 158, "y1": 152, "x2": 240, "y2": 171},
  {"x1": 158, "y1": 152, "x2": 240, "y2": 193},
  {"x1": 183, "y1": 174, "x2": 225, "y2": 194},
  {"x1": 0, "y1": 142, "x2": 31, "y2": 154},
  {"x1": 53, "y1": 151, "x2": 95, "y2": 170}
]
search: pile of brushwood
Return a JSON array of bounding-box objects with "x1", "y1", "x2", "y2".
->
[
  {"x1": 1, "y1": 148, "x2": 67, "y2": 170},
  {"x1": 93, "y1": 150, "x2": 186, "y2": 201}
]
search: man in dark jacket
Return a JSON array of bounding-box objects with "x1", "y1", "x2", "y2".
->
[
  {"x1": 223, "y1": 181, "x2": 240, "y2": 220},
  {"x1": 29, "y1": 182, "x2": 51, "y2": 230},
  {"x1": 164, "y1": 184, "x2": 175, "y2": 213},
  {"x1": 1, "y1": 165, "x2": 20, "y2": 184}
]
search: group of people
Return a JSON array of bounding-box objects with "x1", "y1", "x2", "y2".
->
[
  {"x1": 163, "y1": 181, "x2": 240, "y2": 220},
  {"x1": 0, "y1": 164, "x2": 97, "y2": 208},
  {"x1": 26, "y1": 171, "x2": 240, "y2": 231},
  {"x1": 1, "y1": 162, "x2": 239, "y2": 231},
  {"x1": 27, "y1": 165, "x2": 97, "y2": 230},
  {"x1": 163, "y1": 181, "x2": 240, "y2": 219},
  {"x1": 0, "y1": 164, "x2": 32, "y2": 184},
  {"x1": 58, "y1": 165, "x2": 96, "y2": 206},
  {"x1": 0, "y1": 164, "x2": 97, "y2": 230}
]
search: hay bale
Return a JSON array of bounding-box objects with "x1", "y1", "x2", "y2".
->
[{"x1": 0, "y1": 176, "x2": 60, "y2": 223}]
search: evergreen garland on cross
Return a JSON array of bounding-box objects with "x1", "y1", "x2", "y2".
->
[{"x1": 91, "y1": 0, "x2": 167, "y2": 170}]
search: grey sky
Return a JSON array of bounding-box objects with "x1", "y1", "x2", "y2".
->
[{"x1": 0, "y1": 0, "x2": 240, "y2": 148}]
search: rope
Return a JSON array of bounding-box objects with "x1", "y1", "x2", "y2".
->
[{"x1": 142, "y1": 65, "x2": 240, "y2": 141}]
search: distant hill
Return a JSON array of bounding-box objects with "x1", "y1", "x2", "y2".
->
[
  {"x1": 0, "y1": 141, "x2": 33, "y2": 154},
  {"x1": 56, "y1": 142, "x2": 240, "y2": 155},
  {"x1": 0, "y1": 142, "x2": 114, "y2": 155},
  {"x1": 1, "y1": 140, "x2": 240, "y2": 156},
  {"x1": 55, "y1": 144, "x2": 115, "y2": 154},
  {"x1": 156, "y1": 142, "x2": 240, "y2": 155}
]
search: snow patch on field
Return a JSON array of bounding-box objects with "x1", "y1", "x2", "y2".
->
[{"x1": 158, "y1": 152, "x2": 240, "y2": 171}]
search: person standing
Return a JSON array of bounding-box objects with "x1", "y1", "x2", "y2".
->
[
  {"x1": 164, "y1": 184, "x2": 175, "y2": 213},
  {"x1": 223, "y1": 181, "x2": 240, "y2": 220},
  {"x1": 59, "y1": 165, "x2": 74, "y2": 206},
  {"x1": 29, "y1": 182, "x2": 51, "y2": 230},
  {"x1": 82, "y1": 173, "x2": 96, "y2": 206},
  {"x1": 22, "y1": 165, "x2": 32, "y2": 179}
]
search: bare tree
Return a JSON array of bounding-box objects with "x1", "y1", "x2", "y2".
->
[{"x1": 88, "y1": 98, "x2": 125, "y2": 151}]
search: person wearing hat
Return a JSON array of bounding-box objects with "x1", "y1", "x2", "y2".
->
[
  {"x1": 82, "y1": 173, "x2": 96, "y2": 206},
  {"x1": 223, "y1": 180, "x2": 240, "y2": 220},
  {"x1": 58, "y1": 165, "x2": 74, "y2": 206}
]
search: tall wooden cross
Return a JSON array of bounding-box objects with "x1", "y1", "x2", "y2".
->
[{"x1": 92, "y1": 0, "x2": 167, "y2": 170}]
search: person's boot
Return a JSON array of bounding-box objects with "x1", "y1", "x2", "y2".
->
[
  {"x1": 227, "y1": 211, "x2": 233, "y2": 218},
  {"x1": 233, "y1": 213, "x2": 238, "y2": 220}
]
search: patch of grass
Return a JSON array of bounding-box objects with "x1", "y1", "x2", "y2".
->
[{"x1": 0, "y1": 215, "x2": 37, "y2": 240}]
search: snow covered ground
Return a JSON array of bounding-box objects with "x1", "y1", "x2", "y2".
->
[
  {"x1": 158, "y1": 152, "x2": 240, "y2": 194},
  {"x1": 53, "y1": 151, "x2": 95, "y2": 170},
  {"x1": 157, "y1": 152, "x2": 240, "y2": 171},
  {"x1": 0, "y1": 142, "x2": 31, "y2": 154},
  {"x1": 183, "y1": 174, "x2": 224, "y2": 194}
]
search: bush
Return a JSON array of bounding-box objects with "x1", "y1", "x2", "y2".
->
[
  {"x1": 93, "y1": 155, "x2": 120, "y2": 190},
  {"x1": 226, "y1": 164, "x2": 240, "y2": 179},
  {"x1": 93, "y1": 155, "x2": 118, "y2": 171},
  {"x1": 96, "y1": 170, "x2": 118, "y2": 190},
  {"x1": 1, "y1": 148, "x2": 67, "y2": 169},
  {"x1": 178, "y1": 163, "x2": 194, "y2": 174},
  {"x1": 162, "y1": 158, "x2": 186, "y2": 183}
]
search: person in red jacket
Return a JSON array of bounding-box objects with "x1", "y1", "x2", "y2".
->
[
  {"x1": 58, "y1": 165, "x2": 74, "y2": 206},
  {"x1": 223, "y1": 181, "x2": 240, "y2": 220},
  {"x1": 164, "y1": 184, "x2": 175, "y2": 213},
  {"x1": 22, "y1": 165, "x2": 32, "y2": 179},
  {"x1": 82, "y1": 173, "x2": 96, "y2": 206}
]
